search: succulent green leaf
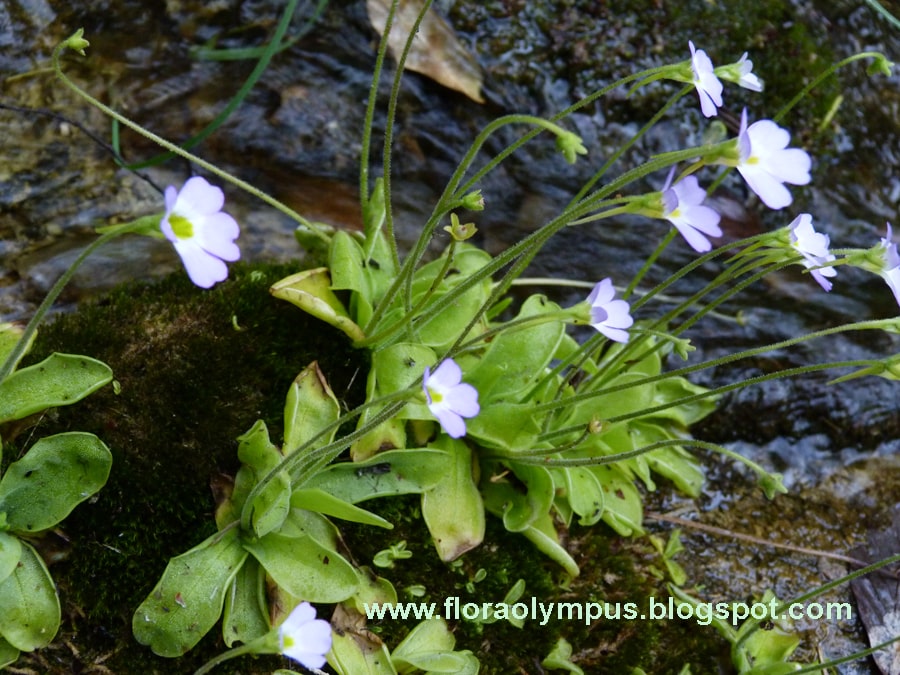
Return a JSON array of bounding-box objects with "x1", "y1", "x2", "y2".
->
[
  {"x1": 249, "y1": 469, "x2": 291, "y2": 538},
  {"x1": 305, "y1": 449, "x2": 450, "y2": 503},
  {"x1": 277, "y1": 505, "x2": 340, "y2": 542},
  {"x1": 237, "y1": 420, "x2": 281, "y2": 473},
  {"x1": 391, "y1": 618, "x2": 479, "y2": 674},
  {"x1": 0, "y1": 353, "x2": 112, "y2": 423},
  {"x1": 218, "y1": 420, "x2": 283, "y2": 529},
  {"x1": 245, "y1": 532, "x2": 358, "y2": 602},
  {"x1": 541, "y1": 638, "x2": 585, "y2": 674},
  {"x1": 329, "y1": 220, "x2": 398, "y2": 329},
  {"x1": 290, "y1": 488, "x2": 393, "y2": 529},
  {"x1": 132, "y1": 528, "x2": 248, "y2": 657},
  {"x1": 0, "y1": 541, "x2": 60, "y2": 651},
  {"x1": 559, "y1": 467, "x2": 605, "y2": 526},
  {"x1": 221, "y1": 556, "x2": 269, "y2": 648},
  {"x1": 0, "y1": 432, "x2": 112, "y2": 533},
  {"x1": 0, "y1": 533, "x2": 22, "y2": 584},
  {"x1": 0, "y1": 322, "x2": 32, "y2": 375},
  {"x1": 466, "y1": 401, "x2": 541, "y2": 451},
  {"x1": 421, "y1": 438, "x2": 484, "y2": 561},
  {"x1": 466, "y1": 294, "x2": 565, "y2": 402},
  {"x1": 484, "y1": 462, "x2": 553, "y2": 533},
  {"x1": 591, "y1": 464, "x2": 644, "y2": 536},
  {"x1": 330, "y1": 232, "x2": 371, "y2": 307},
  {"x1": 518, "y1": 512, "x2": 580, "y2": 577},
  {"x1": 270, "y1": 268, "x2": 366, "y2": 342},
  {"x1": 329, "y1": 625, "x2": 397, "y2": 675},
  {"x1": 283, "y1": 362, "x2": 341, "y2": 455},
  {"x1": 0, "y1": 636, "x2": 19, "y2": 669}
]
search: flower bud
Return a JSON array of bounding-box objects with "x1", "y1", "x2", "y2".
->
[
  {"x1": 65, "y1": 29, "x2": 90, "y2": 56},
  {"x1": 443, "y1": 213, "x2": 478, "y2": 241}
]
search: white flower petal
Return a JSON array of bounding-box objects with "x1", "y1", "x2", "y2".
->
[
  {"x1": 422, "y1": 359, "x2": 479, "y2": 438},
  {"x1": 588, "y1": 279, "x2": 633, "y2": 343},
  {"x1": 737, "y1": 163, "x2": 793, "y2": 209},
  {"x1": 172, "y1": 239, "x2": 229, "y2": 289},
  {"x1": 175, "y1": 176, "x2": 225, "y2": 216},
  {"x1": 279, "y1": 602, "x2": 332, "y2": 670},
  {"x1": 160, "y1": 178, "x2": 241, "y2": 287}
]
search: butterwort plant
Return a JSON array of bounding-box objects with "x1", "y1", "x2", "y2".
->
[{"x1": 45, "y1": 20, "x2": 900, "y2": 675}]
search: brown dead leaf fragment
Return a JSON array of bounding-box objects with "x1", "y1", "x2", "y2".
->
[{"x1": 366, "y1": 0, "x2": 485, "y2": 103}]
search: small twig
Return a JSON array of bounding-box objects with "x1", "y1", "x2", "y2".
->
[{"x1": 646, "y1": 511, "x2": 875, "y2": 569}]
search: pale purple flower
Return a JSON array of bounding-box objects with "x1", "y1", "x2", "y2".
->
[
  {"x1": 279, "y1": 602, "x2": 332, "y2": 670},
  {"x1": 690, "y1": 41, "x2": 724, "y2": 117},
  {"x1": 879, "y1": 223, "x2": 900, "y2": 308},
  {"x1": 423, "y1": 359, "x2": 479, "y2": 439},
  {"x1": 788, "y1": 214, "x2": 837, "y2": 291},
  {"x1": 736, "y1": 108, "x2": 812, "y2": 210},
  {"x1": 734, "y1": 53, "x2": 763, "y2": 91},
  {"x1": 661, "y1": 169, "x2": 722, "y2": 252},
  {"x1": 587, "y1": 279, "x2": 634, "y2": 343},
  {"x1": 160, "y1": 176, "x2": 240, "y2": 288}
]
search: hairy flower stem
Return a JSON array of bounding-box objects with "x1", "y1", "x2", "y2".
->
[
  {"x1": 240, "y1": 392, "x2": 411, "y2": 531},
  {"x1": 533, "y1": 319, "x2": 894, "y2": 419},
  {"x1": 542, "y1": 358, "x2": 877, "y2": 444},
  {"x1": 53, "y1": 33, "x2": 330, "y2": 243},
  {"x1": 0, "y1": 221, "x2": 146, "y2": 382}
]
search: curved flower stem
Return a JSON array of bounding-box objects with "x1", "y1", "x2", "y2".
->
[
  {"x1": 365, "y1": 107, "x2": 580, "y2": 336},
  {"x1": 775, "y1": 51, "x2": 893, "y2": 123},
  {"x1": 52, "y1": 33, "x2": 329, "y2": 244},
  {"x1": 540, "y1": 358, "x2": 877, "y2": 442},
  {"x1": 380, "y1": 0, "x2": 434, "y2": 271},
  {"x1": 354, "y1": 240, "x2": 459, "y2": 349},
  {"x1": 193, "y1": 642, "x2": 259, "y2": 675},
  {"x1": 567, "y1": 84, "x2": 694, "y2": 209},
  {"x1": 449, "y1": 63, "x2": 683, "y2": 202},
  {"x1": 0, "y1": 221, "x2": 146, "y2": 383},
  {"x1": 239, "y1": 390, "x2": 411, "y2": 531},
  {"x1": 624, "y1": 229, "x2": 678, "y2": 300},
  {"x1": 116, "y1": 0, "x2": 306, "y2": 170},
  {"x1": 532, "y1": 319, "x2": 893, "y2": 419},
  {"x1": 363, "y1": 62, "x2": 699, "y2": 337}
]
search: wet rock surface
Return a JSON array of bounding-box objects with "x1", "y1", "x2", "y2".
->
[{"x1": 1, "y1": 0, "x2": 900, "y2": 672}]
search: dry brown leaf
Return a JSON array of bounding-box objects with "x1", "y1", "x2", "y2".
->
[{"x1": 366, "y1": 0, "x2": 484, "y2": 103}]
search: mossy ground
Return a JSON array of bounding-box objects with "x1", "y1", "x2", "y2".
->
[
  {"x1": 0, "y1": 262, "x2": 732, "y2": 673},
  {"x1": 6, "y1": 262, "x2": 364, "y2": 674}
]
